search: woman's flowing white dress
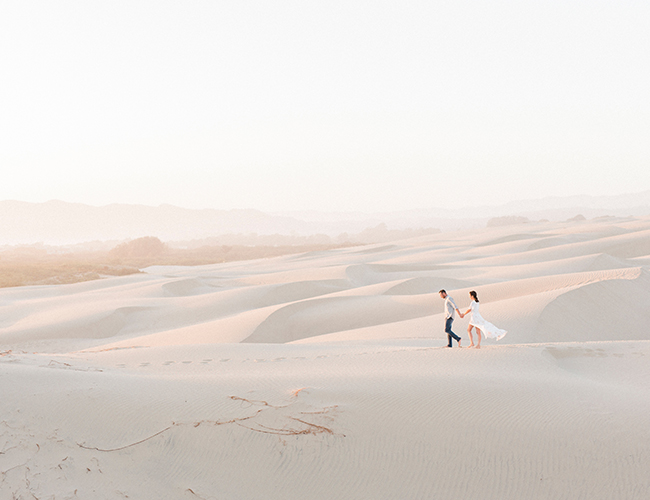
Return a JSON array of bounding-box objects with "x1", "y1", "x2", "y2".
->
[{"x1": 468, "y1": 301, "x2": 507, "y2": 340}]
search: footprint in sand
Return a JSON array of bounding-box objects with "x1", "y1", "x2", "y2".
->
[
  {"x1": 219, "y1": 358, "x2": 230, "y2": 362},
  {"x1": 139, "y1": 362, "x2": 150, "y2": 367},
  {"x1": 163, "y1": 361, "x2": 175, "y2": 366},
  {"x1": 201, "y1": 359, "x2": 213, "y2": 364},
  {"x1": 182, "y1": 360, "x2": 192, "y2": 364},
  {"x1": 254, "y1": 359, "x2": 266, "y2": 363},
  {"x1": 273, "y1": 357, "x2": 286, "y2": 362},
  {"x1": 116, "y1": 364, "x2": 126, "y2": 368}
]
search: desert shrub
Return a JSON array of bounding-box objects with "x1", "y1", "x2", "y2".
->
[
  {"x1": 0, "y1": 239, "x2": 351, "y2": 288},
  {"x1": 109, "y1": 236, "x2": 167, "y2": 263}
]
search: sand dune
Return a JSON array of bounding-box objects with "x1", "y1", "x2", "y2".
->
[
  {"x1": 1, "y1": 217, "x2": 649, "y2": 498},
  {"x1": 2, "y1": 341, "x2": 648, "y2": 499}
]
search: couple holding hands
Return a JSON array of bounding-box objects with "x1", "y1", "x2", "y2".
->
[{"x1": 439, "y1": 289, "x2": 507, "y2": 348}]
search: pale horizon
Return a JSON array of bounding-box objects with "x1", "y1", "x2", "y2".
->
[{"x1": 4, "y1": 186, "x2": 650, "y2": 216}]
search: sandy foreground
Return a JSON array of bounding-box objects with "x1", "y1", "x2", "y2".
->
[{"x1": 1, "y1": 217, "x2": 650, "y2": 499}]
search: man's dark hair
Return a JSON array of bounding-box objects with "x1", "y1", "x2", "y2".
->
[{"x1": 439, "y1": 289, "x2": 446, "y2": 294}]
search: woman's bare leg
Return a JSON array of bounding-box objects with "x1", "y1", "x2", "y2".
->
[
  {"x1": 467, "y1": 326, "x2": 475, "y2": 347},
  {"x1": 476, "y1": 328, "x2": 482, "y2": 349}
]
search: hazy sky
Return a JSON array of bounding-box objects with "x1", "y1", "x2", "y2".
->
[{"x1": 2, "y1": 1, "x2": 649, "y2": 213}]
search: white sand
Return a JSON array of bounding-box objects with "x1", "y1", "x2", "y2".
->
[{"x1": 1, "y1": 217, "x2": 650, "y2": 499}]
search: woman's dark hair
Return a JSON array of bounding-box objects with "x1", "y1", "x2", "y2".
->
[{"x1": 470, "y1": 290, "x2": 479, "y2": 302}]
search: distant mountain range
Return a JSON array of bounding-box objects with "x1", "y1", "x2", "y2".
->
[
  {"x1": 0, "y1": 201, "x2": 311, "y2": 245},
  {"x1": 276, "y1": 190, "x2": 650, "y2": 232},
  {"x1": 1, "y1": 191, "x2": 649, "y2": 245}
]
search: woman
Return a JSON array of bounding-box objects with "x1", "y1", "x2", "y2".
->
[{"x1": 460, "y1": 291, "x2": 507, "y2": 348}]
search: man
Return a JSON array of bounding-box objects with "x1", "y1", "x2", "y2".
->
[{"x1": 439, "y1": 289, "x2": 462, "y2": 348}]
